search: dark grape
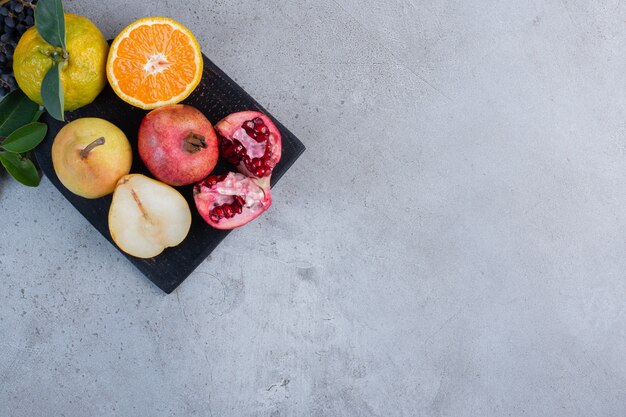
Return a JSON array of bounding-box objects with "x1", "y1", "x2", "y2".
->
[
  {"x1": 4, "y1": 16, "x2": 15, "y2": 28},
  {"x1": 0, "y1": 0, "x2": 38, "y2": 97}
]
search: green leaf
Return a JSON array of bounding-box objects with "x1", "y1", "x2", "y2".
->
[
  {"x1": 0, "y1": 89, "x2": 39, "y2": 137},
  {"x1": 0, "y1": 151, "x2": 40, "y2": 187},
  {"x1": 41, "y1": 62, "x2": 64, "y2": 121},
  {"x1": 34, "y1": 0, "x2": 66, "y2": 49},
  {"x1": 1, "y1": 122, "x2": 48, "y2": 153},
  {"x1": 31, "y1": 108, "x2": 45, "y2": 122}
]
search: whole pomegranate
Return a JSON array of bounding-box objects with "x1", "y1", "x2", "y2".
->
[
  {"x1": 215, "y1": 111, "x2": 282, "y2": 178},
  {"x1": 194, "y1": 173, "x2": 271, "y2": 229},
  {"x1": 138, "y1": 104, "x2": 219, "y2": 186}
]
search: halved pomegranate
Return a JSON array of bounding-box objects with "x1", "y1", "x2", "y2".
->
[
  {"x1": 193, "y1": 172, "x2": 272, "y2": 230},
  {"x1": 215, "y1": 111, "x2": 282, "y2": 178}
]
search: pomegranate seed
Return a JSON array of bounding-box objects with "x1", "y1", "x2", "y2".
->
[
  {"x1": 254, "y1": 130, "x2": 267, "y2": 142},
  {"x1": 219, "y1": 136, "x2": 243, "y2": 164},
  {"x1": 251, "y1": 158, "x2": 263, "y2": 169},
  {"x1": 210, "y1": 200, "x2": 243, "y2": 220},
  {"x1": 234, "y1": 141, "x2": 246, "y2": 156},
  {"x1": 204, "y1": 176, "x2": 220, "y2": 187},
  {"x1": 241, "y1": 118, "x2": 268, "y2": 142},
  {"x1": 235, "y1": 195, "x2": 245, "y2": 206}
]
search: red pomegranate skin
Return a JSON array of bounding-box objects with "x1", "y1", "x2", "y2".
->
[{"x1": 138, "y1": 105, "x2": 219, "y2": 186}]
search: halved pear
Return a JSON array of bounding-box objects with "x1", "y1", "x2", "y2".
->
[{"x1": 109, "y1": 174, "x2": 192, "y2": 258}]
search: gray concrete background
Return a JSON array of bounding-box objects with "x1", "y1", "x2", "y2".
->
[{"x1": 1, "y1": 0, "x2": 625, "y2": 415}]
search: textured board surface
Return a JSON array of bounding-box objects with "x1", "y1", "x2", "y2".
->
[{"x1": 34, "y1": 53, "x2": 305, "y2": 294}]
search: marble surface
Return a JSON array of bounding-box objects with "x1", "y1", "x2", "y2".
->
[{"x1": 1, "y1": 0, "x2": 625, "y2": 415}]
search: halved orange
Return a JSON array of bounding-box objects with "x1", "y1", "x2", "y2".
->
[{"x1": 106, "y1": 17, "x2": 203, "y2": 110}]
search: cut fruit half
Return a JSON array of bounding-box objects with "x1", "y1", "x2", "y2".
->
[
  {"x1": 109, "y1": 174, "x2": 192, "y2": 258},
  {"x1": 194, "y1": 172, "x2": 272, "y2": 230},
  {"x1": 215, "y1": 111, "x2": 282, "y2": 178},
  {"x1": 106, "y1": 17, "x2": 203, "y2": 110}
]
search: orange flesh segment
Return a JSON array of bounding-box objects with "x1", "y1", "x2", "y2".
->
[{"x1": 112, "y1": 23, "x2": 198, "y2": 105}]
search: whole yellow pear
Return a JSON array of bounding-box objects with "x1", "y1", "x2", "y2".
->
[{"x1": 52, "y1": 118, "x2": 132, "y2": 198}]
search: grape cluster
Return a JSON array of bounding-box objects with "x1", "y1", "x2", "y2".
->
[{"x1": 0, "y1": 0, "x2": 36, "y2": 97}]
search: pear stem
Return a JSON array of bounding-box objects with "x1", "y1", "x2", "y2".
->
[{"x1": 80, "y1": 137, "x2": 105, "y2": 159}]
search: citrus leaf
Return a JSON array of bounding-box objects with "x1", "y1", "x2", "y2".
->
[
  {"x1": 0, "y1": 151, "x2": 40, "y2": 187},
  {"x1": 41, "y1": 62, "x2": 64, "y2": 121},
  {"x1": 34, "y1": 0, "x2": 66, "y2": 49},
  {"x1": 0, "y1": 89, "x2": 39, "y2": 137},
  {"x1": 1, "y1": 122, "x2": 48, "y2": 153},
  {"x1": 31, "y1": 108, "x2": 45, "y2": 122}
]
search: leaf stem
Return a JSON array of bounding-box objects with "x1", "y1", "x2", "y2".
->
[
  {"x1": 80, "y1": 137, "x2": 105, "y2": 159},
  {"x1": 50, "y1": 48, "x2": 69, "y2": 63}
]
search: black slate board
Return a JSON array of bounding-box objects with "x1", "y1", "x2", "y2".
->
[{"x1": 34, "y1": 53, "x2": 305, "y2": 294}]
